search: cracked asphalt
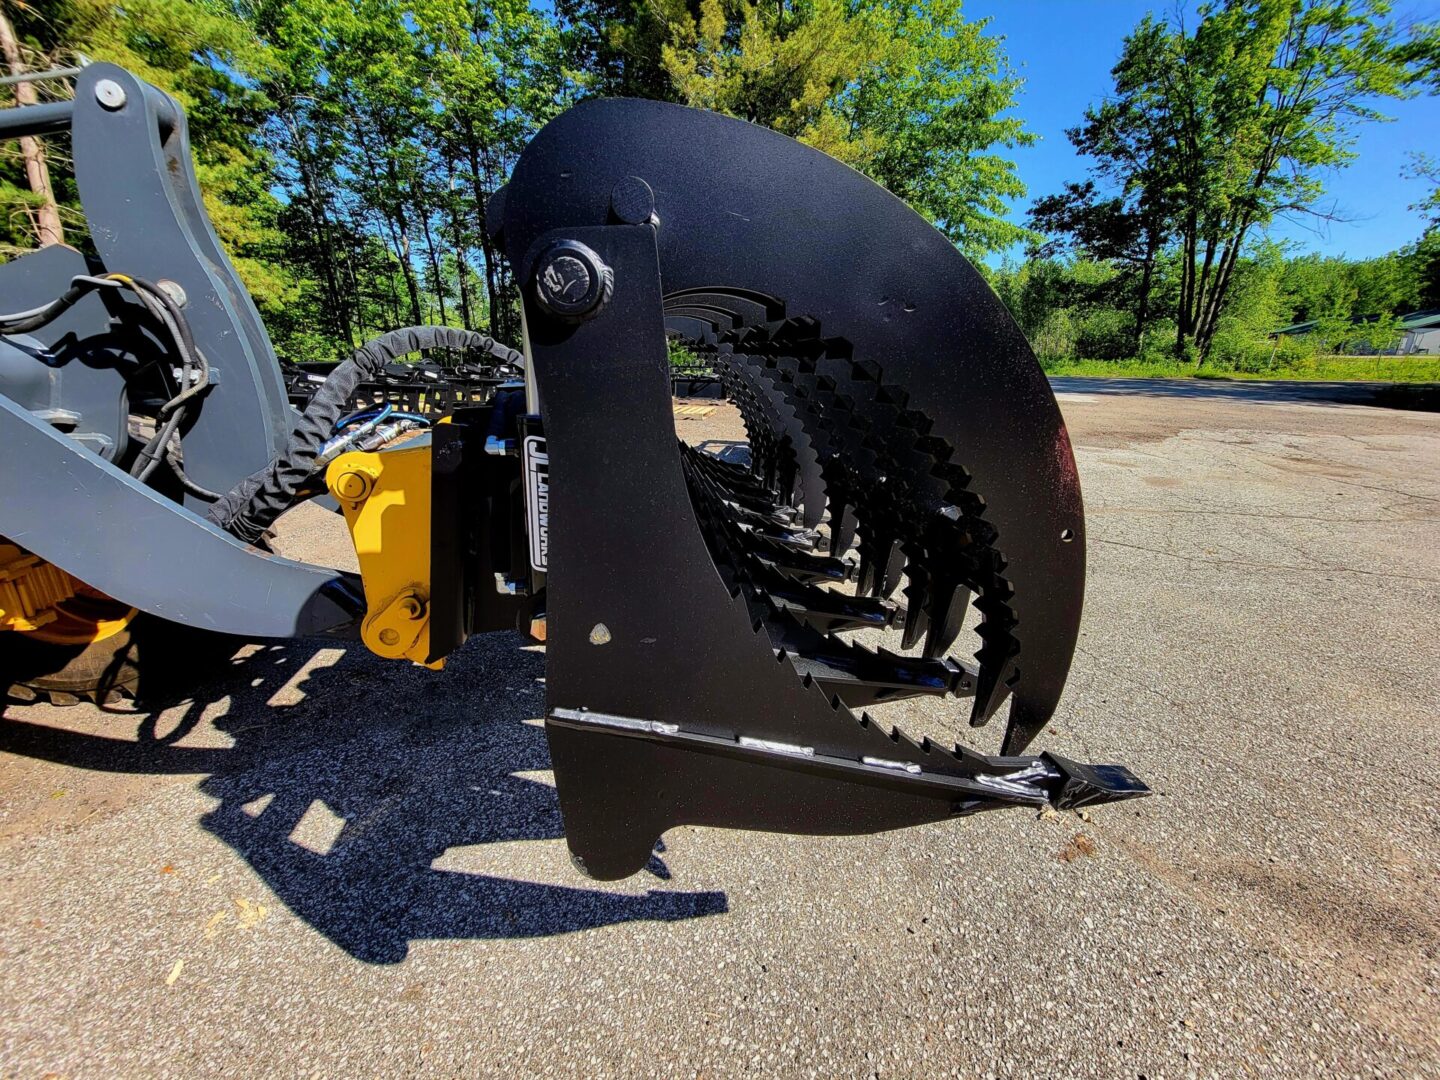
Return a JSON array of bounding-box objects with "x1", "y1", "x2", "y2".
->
[{"x1": 2, "y1": 379, "x2": 1438, "y2": 1078}]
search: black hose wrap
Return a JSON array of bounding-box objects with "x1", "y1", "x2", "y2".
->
[{"x1": 207, "y1": 326, "x2": 524, "y2": 545}]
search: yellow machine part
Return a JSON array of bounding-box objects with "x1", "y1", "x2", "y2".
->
[
  {"x1": 0, "y1": 542, "x2": 137, "y2": 644},
  {"x1": 325, "y1": 434, "x2": 443, "y2": 670}
]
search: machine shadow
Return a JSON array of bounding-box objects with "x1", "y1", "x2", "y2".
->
[{"x1": 0, "y1": 633, "x2": 728, "y2": 964}]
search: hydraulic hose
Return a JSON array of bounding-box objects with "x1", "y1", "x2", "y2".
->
[{"x1": 207, "y1": 326, "x2": 523, "y2": 545}]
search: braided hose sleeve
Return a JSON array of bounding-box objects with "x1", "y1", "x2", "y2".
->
[{"x1": 207, "y1": 327, "x2": 524, "y2": 545}]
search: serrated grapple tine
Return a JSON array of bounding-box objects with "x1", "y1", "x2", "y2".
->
[
  {"x1": 880, "y1": 543, "x2": 906, "y2": 598},
  {"x1": 830, "y1": 503, "x2": 857, "y2": 556},
  {"x1": 970, "y1": 620, "x2": 1020, "y2": 726},
  {"x1": 900, "y1": 551, "x2": 931, "y2": 649},
  {"x1": 923, "y1": 579, "x2": 972, "y2": 660}
]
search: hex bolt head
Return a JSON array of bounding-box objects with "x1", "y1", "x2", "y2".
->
[
  {"x1": 533, "y1": 240, "x2": 613, "y2": 322},
  {"x1": 94, "y1": 79, "x2": 127, "y2": 111}
]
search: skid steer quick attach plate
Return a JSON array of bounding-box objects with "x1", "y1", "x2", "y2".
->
[{"x1": 491, "y1": 100, "x2": 1148, "y2": 879}]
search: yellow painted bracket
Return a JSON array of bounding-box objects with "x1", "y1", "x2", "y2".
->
[{"x1": 325, "y1": 434, "x2": 443, "y2": 669}]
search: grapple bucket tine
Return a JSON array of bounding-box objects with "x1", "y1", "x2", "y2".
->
[
  {"x1": 854, "y1": 537, "x2": 876, "y2": 596},
  {"x1": 923, "y1": 579, "x2": 972, "y2": 660},
  {"x1": 880, "y1": 543, "x2": 907, "y2": 598},
  {"x1": 748, "y1": 360, "x2": 827, "y2": 527},
  {"x1": 831, "y1": 502, "x2": 858, "y2": 556},
  {"x1": 900, "y1": 549, "x2": 932, "y2": 649},
  {"x1": 971, "y1": 624, "x2": 1021, "y2": 727}
]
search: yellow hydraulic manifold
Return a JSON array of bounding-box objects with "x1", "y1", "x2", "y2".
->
[{"x1": 325, "y1": 433, "x2": 443, "y2": 669}]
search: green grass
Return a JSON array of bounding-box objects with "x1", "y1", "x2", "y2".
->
[
  {"x1": 1039, "y1": 354, "x2": 1440, "y2": 383},
  {"x1": 1039, "y1": 359, "x2": 1196, "y2": 378}
]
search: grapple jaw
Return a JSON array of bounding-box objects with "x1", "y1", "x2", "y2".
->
[{"x1": 499, "y1": 100, "x2": 1147, "y2": 880}]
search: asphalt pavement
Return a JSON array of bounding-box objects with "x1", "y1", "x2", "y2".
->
[{"x1": 2, "y1": 380, "x2": 1437, "y2": 1078}]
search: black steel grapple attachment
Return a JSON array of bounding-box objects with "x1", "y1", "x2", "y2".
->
[
  {"x1": 498, "y1": 102, "x2": 1147, "y2": 879},
  {"x1": 0, "y1": 67, "x2": 1144, "y2": 881}
]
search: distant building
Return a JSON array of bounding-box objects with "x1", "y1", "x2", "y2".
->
[
  {"x1": 1397, "y1": 310, "x2": 1440, "y2": 355},
  {"x1": 1270, "y1": 309, "x2": 1440, "y2": 355}
]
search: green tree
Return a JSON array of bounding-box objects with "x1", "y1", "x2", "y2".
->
[
  {"x1": 555, "y1": 0, "x2": 675, "y2": 99},
  {"x1": 661, "y1": 0, "x2": 1033, "y2": 258},
  {"x1": 1071, "y1": 1, "x2": 1432, "y2": 358},
  {"x1": 1028, "y1": 180, "x2": 1168, "y2": 351},
  {"x1": 0, "y1": 0, "x2": 308, "y2": 327}
]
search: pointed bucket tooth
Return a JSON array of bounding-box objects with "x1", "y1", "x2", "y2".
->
[
  {"x1": 923, "y1": 582, "x2": 972, "y2": 659},
  {"x1": 778, "y1": 459, "x2": 799, "y2": 511},
  {"x1": 901, "y1": 605, "x2": 930, "y2": 650},
  {"x1": 880, "y1": 543, "x2": 906, "y2": 598},
  {"x1": 831, "y1": 503, "x2": 857, "y2": 556},
  {"x1": 861, "y1": 536, "x2": 896, "y2": 597},
  {"x1": 968, "y1": 655, "x2": 1018, "y2": 727},
  {"x1": 900, "y1": 569, "x2": 931, "y2": 650},
  {"x1": 855, "y1": 543, "x2": 876, "y2": 597}
]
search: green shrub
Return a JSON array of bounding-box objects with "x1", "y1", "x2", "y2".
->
[
  {"x1": 1137, "y1": 320, "x2": 1182, "y2": 365},
  {"x1": 1206, "y1": 321, "x2": 1316, "y2": 374},
  {"x1": 667, "y1": 339, "x2": 701, "y2": 369},
  {"x1": 1076, "y1": 309, "x2": 1135, "y2": 361},
  {"x1": 1029, "y1": 308, "x2": 1077, "y2": 362}
]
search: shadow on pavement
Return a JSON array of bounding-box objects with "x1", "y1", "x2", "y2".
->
[{"x1": 0, "y1": 634, "x2": 728, "y2": 963}]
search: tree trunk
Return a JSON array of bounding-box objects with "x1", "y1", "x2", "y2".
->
[
  {"x1": 418, "y1": 200, "x2": 447, "y2": 326},
  {"x1": 1176, "y1": 218, "x2": 1197, "y2": 355},
  {"x1": 288, "y1": 112, "x2": 351, "y2": 344},
  {"x1": 385, "y1": 193, "x2": 424, "y2": 326},
  {"x1": 462, "y1": 124, "x2": 509, "y2": 338},
  {"x1": 1195, "y1": 217, "x2": 1252, "y2": 357},
  {"x1": 389, "y1": 213, "x2": 423, "y2": 326},
  {"x1": 0, "y1": 5, "x2": 63, "y2": 247},
  {"x1": 1134, "y1": 228, "x2": 1158, "y2": 353},
  {"x1": 444, "y1": 156, "x2": 473, "y2": 329},
  {"x1": 478, "y1": 224, "x2": 516, "y2": 341},
  {"x1": 347, "y1": 100, "x2": 423, "y2": 326},
  {"x1": 1191, "y1": 236, "x2": 1219, "y2": 362}
]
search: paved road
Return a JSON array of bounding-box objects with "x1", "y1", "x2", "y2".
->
[
  {"x1": 1049, "y1": 375, "x2": 1398, "y2": 403},
  {"x1": 3, "y1": 386, "x2": 1438, "y2": 1078}
]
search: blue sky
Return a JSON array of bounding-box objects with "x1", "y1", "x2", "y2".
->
[{"x1": 968, "y1": 0, "x2": 1440, "y2": 263}]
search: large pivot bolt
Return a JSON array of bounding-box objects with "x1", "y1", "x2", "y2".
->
[
  {"x1": 94, "y1": 79, "x2": 127, "y2": 110},
  {"x1": 533, "y1": 240, "x2": 613, "y2": 322}
]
